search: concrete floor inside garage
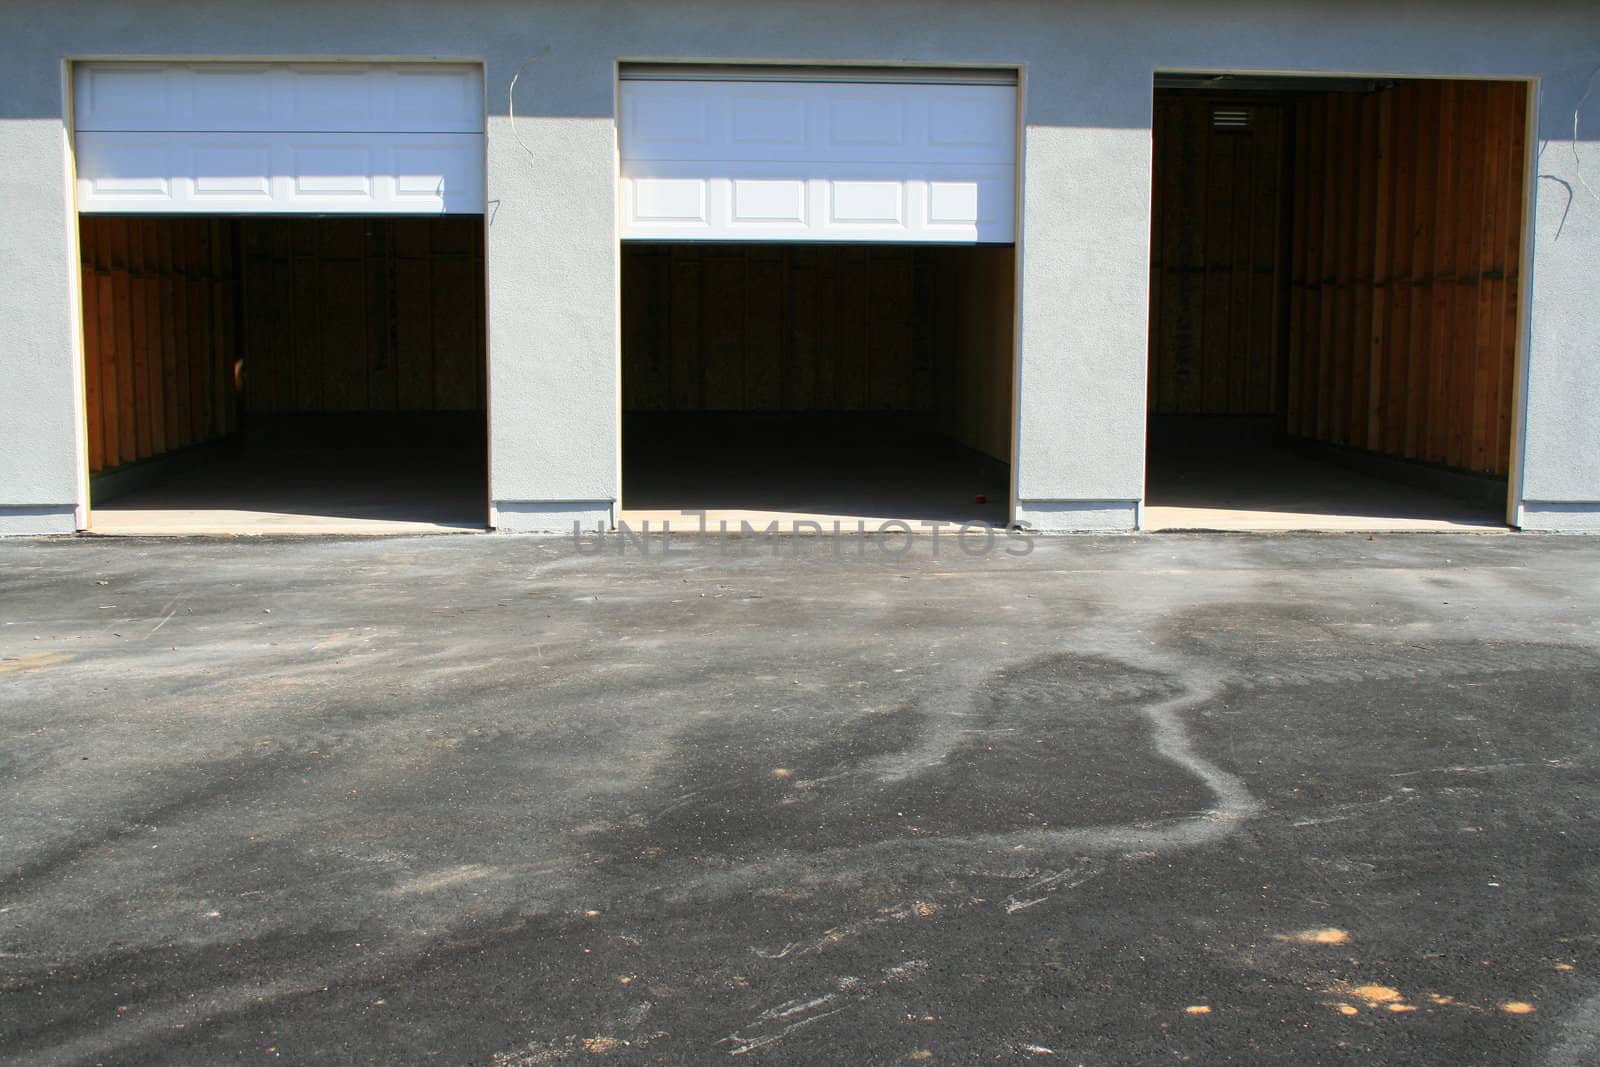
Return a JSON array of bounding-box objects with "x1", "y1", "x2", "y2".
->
[
  {"x1": 90, "y1": 445, "x2": 488, "y2": 536},
  {"x1": 1143, "y1": 420, "x2": 1505, "y2": 532},
  {"x1": 620, "y1": 413, "x2": 1010, "y2": 530}
]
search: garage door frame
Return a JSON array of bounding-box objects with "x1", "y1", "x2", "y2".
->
[
  {"x1": 612, "y1": 60, "x2": 1027, "y2": 527},
  {"x1": 64, "y1": 55, "x2": 492, "y2": 532},
  {"x1": 1144, "y1": 66, "x2": 1540, "y2": 531}
]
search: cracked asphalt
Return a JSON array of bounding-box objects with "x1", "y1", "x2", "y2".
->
[{"x1": 2, "y1": 531, "x2": 1600, "y2": 1065}]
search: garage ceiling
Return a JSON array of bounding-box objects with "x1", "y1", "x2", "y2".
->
[
  {"x1": 73, "y1": 62, "x2": 485, "y2": 214},
  {"x1": 619, "y1": 69, "x2": 1017, "y2": 243}
]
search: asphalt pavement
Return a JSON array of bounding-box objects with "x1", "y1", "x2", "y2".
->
[{"x1": 2, "y1": 530, "x2": 1599, "y2": 1064}]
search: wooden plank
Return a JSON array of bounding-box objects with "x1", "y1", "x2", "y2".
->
[
  {"x1": 1384, "y1": 84, "x2": 1418, "y2": 457},
  {"x1": 1424, "y1": 81, "x2": 1459, "y2": 465},
  {"x1": 1200, "y1": 120, "x2": 1235, "y2": 414},
  {"x1": 1348, "y1": 93, "x2": 1378, "y2": 451},
  {"x1": 789, "y1": 247, "x2": 820, "y2": 412},
  {"x1": 744, "y1": 247, "x2": 784, "y2": 409},
  {"x1": 471, "y1": 241, "x2": 487, "y2": 407},
  {"x1": 127, "y1": 219, "x2": 152, "y2": 460},
  {"x1": 393, "y1": 252, "x2": 435, "y2": 410},
  {"x1": 1404, "y1": 81, "x2": 1440, "y2": 462},
  {"x1": 867, "y1": 250, "x2": 913, "y2": 410},
  {"x1": 701, "y1": 251, "x2": 745, "y2": 410},
  {"x1": 1307, "y1": 94, "x2": 1332, "y2": 436},
  {"x1": 267, "y1": 220, "x2": 297, "y2": 414},
  {"x1": 1223, "y1": 120, "x2": 1255, "y2": 413},
  {"x1": 1448, "y1": 81, "x2": 1486, "y2": 470},
  {"x1": 1314, "y1": 95, "x2": 1341, "y2": 441},
  {"x1": 397, "y1": 220, "x2": 434, "y2": 411},
  {"x1": 1322, "y1": 94, "x2": 1348, "y2": 442},
  {"x1": 907, "y1": 248, "x2": 935, "y2": 413},
  {"x1": 1173, "y1": 99, "x2": 1206, "y2": 413},
  {"x1": 214, "y1": 220, "x2": 238, "y2": 438},
  {"x1": 1153, "y1": 97, "x2": 1188, "y2": 414},
  {"x1": 1232, "y1": 126, "x2": 1262, "y2": 413},
  {"x1": 1366, "y1": 89, "x2": 1395, "y2": 448},
  {"x1": 1257, "y1": 104, "x2": 1287, "y2": 415},
  {"x1": 160, "y1": 221, "x2": 189, "y2": 450},
  {"x1": 96, "y1": 231, "x2": 121, "y2": 470},
  {"x1": 290, "y1": 221, "x2": 322, "y2": 412},
  {"x1": 833, "y1": 248, "x2": 869, "y2": 410},
  {"x1": 1285, "y1": 100, "x2": 1311, "y2": 434},
  {"x1": 139, "y1": 219, "x2": 167, "y2": 454},
  {"x1": 187, "y1": 220, "x2": 215, "y2": 441},
  {"x1": 814, "y1": 247, "x2": 839, "y2": 406},
  {"x1": 236, "y1": 220, "x2": 260, "y2": 412},
  {"x1": 1470, "y1": 86, "x2": 1509, "y2": 474},
  {"x1": 649, "y1": 247, "x2": 674, "y2": 412},
  {"x1": 668, "y1": 246, "x2": 702, "y2": 410},
  {"x1": 366, "y1": 220, "x2": 398, "y2": 412},
  {"x1": 104, "y1": 219, "x2": 136, "y2": 465},
  {"x1": 430, "y1": 255, "x2": 481, "y2": 410},
  {"x1": 320, "y1": 229, "x2": 367, "y2": 412}
]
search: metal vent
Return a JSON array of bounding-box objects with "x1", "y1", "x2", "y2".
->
[{"x1": 1212, "y1": 107, "x2": 1252, "y2": 130}]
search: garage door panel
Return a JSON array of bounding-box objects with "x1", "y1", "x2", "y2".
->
[
  {"x1": 77, "y1": 131, "x2": 483, "y2": 214},
  {"x1": 620, "y1": 77, "x2": 1015, "y2": 242},
  {"x1": 624, "y1": 160, "x2": 1013, "y2": 242},
  {"x1": 75, "y1": 62, "x2": 483, "y2": 134},
  {"x1": 75, "y1": 62, "x2": 484, "y2": 215}
]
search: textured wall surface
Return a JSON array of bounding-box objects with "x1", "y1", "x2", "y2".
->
[{"x1": 0, "y1": 0, "x2": 1597, "y2": 532}]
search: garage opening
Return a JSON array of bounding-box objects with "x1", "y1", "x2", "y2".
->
[
  {"x1": 616, "y1": 67, "x2": 1018, "y2": 529},
  {"x1": 80, "y1": 216, "x2": 486, "y2": 534},
  {"x1": 73, "y1": 62, "x2": 487, "y2": 534},
  {"x1": 621, "y1": 243, "x2": 1013, "y2": 525},
  {"x1": 1145, "y1": 74, "x2": 1530, "y2": 531}
]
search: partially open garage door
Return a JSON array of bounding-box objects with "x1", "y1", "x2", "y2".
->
[
  {"x1": 73, "y1": 61, "x2": 488, "y2": 535},
  {"x1": 619, "y1": 67, "x2": 1016, "y2": 243},
  {"x1": 74, "y1": 62, "x2": 484, "y2": 214},
  {"x1": 618, "y1": 66, "x2": 1019, "y2": 531}
]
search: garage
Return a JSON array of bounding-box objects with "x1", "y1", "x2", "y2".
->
[
  {"x1": 616, "y1": 67, "x2": 1018, "y2": 530},
  {"x1": 1144, "y1": 73, "x2": 1531, "y2": 531},
  {"x1": 73, "y1": 62, "x2": 487, "y2": 534}
]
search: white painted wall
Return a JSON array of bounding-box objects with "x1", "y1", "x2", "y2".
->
[{"x1": 0, "y1": 0, "x2": 1597, "y2": 534}]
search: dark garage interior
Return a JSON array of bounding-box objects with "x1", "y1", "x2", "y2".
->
[
  {"x1": 79, "y1": 216, "x2": 487, "y2": 533},
  {"x1": 619, "y1": 243, "x2": 1016, "y2": 526},
  {"x1": 1146, "y1": 75, "x2": 1529, "y2": 529}
]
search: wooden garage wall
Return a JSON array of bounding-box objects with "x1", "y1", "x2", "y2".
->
[
  {"x1": 928, "y1": 245, "x2": 1015, "y2": 462},
  {"x1": 624, "y1": 245, "x2": 924, "y2": 413},
  {"x1": 1148, "y1": 93, "x2": 1288, "y2": 416},
  {"x1": 622, "y1": 244, "x2": 1013, "y2": 460},
  {"x1": 238, "y1": 218, "x2": 485, "y2": 415},
  {"x1": 1286, "y1": 80, "x2": 1528, "y2": 476},
  {"x1": 79, "y1": 217, "x2": 240, "y2": 475}
]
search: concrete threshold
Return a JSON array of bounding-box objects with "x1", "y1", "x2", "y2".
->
[
  {"x1": 1141, "y1": 505, "x2": 1509, "y2": 533},
  {"x1": 87, "y1": 509, "x2": 486, "y2": 537}
]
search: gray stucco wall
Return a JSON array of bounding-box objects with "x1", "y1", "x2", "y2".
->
[{"x1": 1, "y1": 0, "x2": 1597, "y2": 533}]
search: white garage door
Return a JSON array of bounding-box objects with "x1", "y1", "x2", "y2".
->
[
  {"x1": 619, "y1": 67, "x2": 1017, "y2": 243},
  {"x1": 73, "y1": 62, "x2": 484, "y2": 214}
]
